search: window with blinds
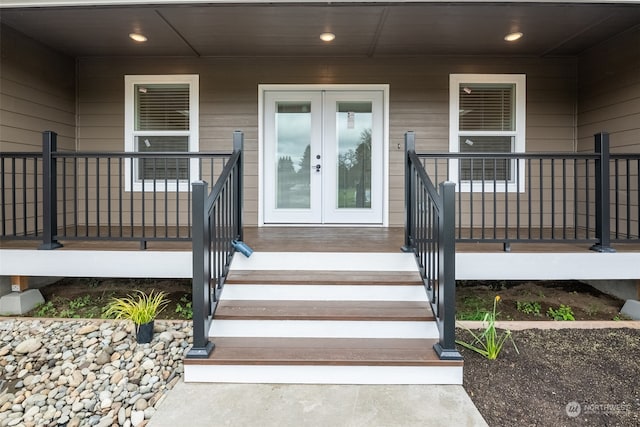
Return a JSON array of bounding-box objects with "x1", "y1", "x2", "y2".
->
[
  {"x1": 459, "y1": 84, "x2": 514, "y2": 131},
  {"x1": 124, "y1": 75, "x2": 199, "y2": 191},
  {"x1": 135, "y1": 84, "x2": 190, "y2": 131},
  {"x1": 450, "y1": 75, "x2": 525, "y2": 192}
]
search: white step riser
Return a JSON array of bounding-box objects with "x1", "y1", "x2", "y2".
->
[
  {"x1": 231, "y1": 252, "x2": 418, "y2": 271},
  {"x1": 221, "y1": 285, "x2": 428, "y2": 302},
  {"x1": 184, "y1": 365, "x2": 462, "y2": 385},
  {"x1": 209, "y1": 320, "x2": 439, "y2": 339}
]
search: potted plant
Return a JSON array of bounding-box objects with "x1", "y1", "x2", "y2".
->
[{"x1": 104, "y1": 290, "x2": 168, "y2": 343}]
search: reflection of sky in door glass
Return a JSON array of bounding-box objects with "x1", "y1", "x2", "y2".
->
[
  {"x1": 337, "y1": 105, "x2": 372, "y2": 154},
  {"x1": 276, "y1": 103, "x2": 310, "y2": 172}
]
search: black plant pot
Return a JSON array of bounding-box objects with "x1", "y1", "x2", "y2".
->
[{"x1": 136, "y1": 320, "x2": 154, "y2": 344}]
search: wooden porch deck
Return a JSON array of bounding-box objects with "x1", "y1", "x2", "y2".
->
[{"x1": 2, "y1": 226, "x2": 639, "y2": 253}]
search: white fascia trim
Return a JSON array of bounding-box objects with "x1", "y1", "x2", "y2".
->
[
  {"x1": 0, "y1": 249, "x2": 191, "y2": 278},
  {"x1": 3, "y1": 1, "x2": 640, "y2": 8},
  {"x1": 124, "y1": 74, "x2": 199, "y2": 192},
  {"x1": 449, "y1": 73, "x2": 526, "y2": 193}
]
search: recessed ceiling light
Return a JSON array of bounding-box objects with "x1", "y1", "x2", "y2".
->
[
  {"x1": 504, "y1": 32, "x2": 523, "y2": 42},
  {"x1": 129, "y1": 33, "x2": 148, "y2": 43},
  {"x1": 320, "y1": 32, "x2": 336, "y2": 42}
]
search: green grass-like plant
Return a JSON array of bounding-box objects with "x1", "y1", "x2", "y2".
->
[
  {"x1": 104, "y1": 290, "x2": 168, "y2": 324},
  {"x1": 456, "y1": 296, "x2": 519, "y2": 360},
  {"x1": 457, "y1": 295, "x2": 492, "y2": 320}
]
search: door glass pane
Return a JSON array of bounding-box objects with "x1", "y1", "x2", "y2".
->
[
  {"x1": 336, "y1": 102, "x2": 372, "y2": 208},
  {"x1": 275, "y1": 102, "x2": 311, "y2": 209}
]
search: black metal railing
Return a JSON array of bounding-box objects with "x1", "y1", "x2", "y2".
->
[
  {"x1": 1, "y1": 131, "x2": 234, "y2": 249},
  {"x1": 403, "y1": 131, "x2": 461, "y2": 361},
  {"x1": 0, "y1": 150, "x2": 42, "y2": 241},
  {"x1": 187, "y1": 131, "x2": 243, "y2": 358},
  {"x1": 415, "y1": 132, "x2": 639, "y2": 252}
]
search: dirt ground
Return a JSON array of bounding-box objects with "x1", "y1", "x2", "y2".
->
[
  {"x1": 456, "y1": 280, "x2": 626, "y2": 321},
  {"x1": 31, "y1": 278, "x2": 192, "y2": 320},
  {"x1": 461, "y1": 328, "x2": 640, "y2": 427}
]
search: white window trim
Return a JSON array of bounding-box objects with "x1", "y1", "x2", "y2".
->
[
  {"x1": 124, "y1": 74, "x2": 199, "y2": 192},
  {"x1": 449, "y1": 74, "x2": 526, "y2": 192}
]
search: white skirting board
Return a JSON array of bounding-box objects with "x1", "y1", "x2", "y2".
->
[
  {"x1": 0, "y1": 249, "x2": 191, "y2": 278},
  {"x1": 456, "y1": 252, "x2": 640, "y2": 280}
]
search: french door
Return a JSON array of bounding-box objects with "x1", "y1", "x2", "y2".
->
[{"x1": 263, "y1": 89, "x2": 384, "y2": 224}]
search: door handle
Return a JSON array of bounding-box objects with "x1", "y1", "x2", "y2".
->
[{"x1": 314, "y1": 164, "x2": 321, "y2": 172}]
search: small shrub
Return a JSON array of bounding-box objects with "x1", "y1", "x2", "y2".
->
[
  {"x1": 547, "y1": 304, "x2": 575, "y2": 321},
  {"x1": 516, "y1": 301, "x2": 542, "y2": 316},
  {"x1": 35, "y1": 301, "x2": 57, "y2": 317},
  {"x1": 69, "y1": 295, "x2": 92, "y2": 310},
  {"x1": 175, "y1": 294, "x2": 193, "y2": 320},
  {"x1": 585, "y1": 303, "x2": 601, "y2": 316}
]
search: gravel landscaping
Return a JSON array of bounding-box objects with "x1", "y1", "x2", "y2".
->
[{"x1": 0, "y1": 319, "x2": 191, "y2": 427}]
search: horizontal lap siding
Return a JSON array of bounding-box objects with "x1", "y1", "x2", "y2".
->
[
  {"x1": 578, "y1": 28, "x2": 640, "y2": 239},
  {"x1": 78, "y1": 56, "x2": 576, "y2": 227},
  {"x1": 0, "y1": 26, "x2": 76, "y2": 151},
  {"x1": 1, "y1": 26, "x2": 75, "y2": 236}
]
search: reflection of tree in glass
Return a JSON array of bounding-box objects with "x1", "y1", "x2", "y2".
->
[
  {"x1": 338, "y1": 128, "x2": 371, "y2": 208},
  {"x1": 276, "y1": 145, "x2": 311, "y2": 209},
  {"x1": 298, "y1": 145, "x2": 310, "y2": 188}
]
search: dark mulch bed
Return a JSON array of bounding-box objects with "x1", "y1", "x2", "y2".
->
[{"x1": 461, "y1": 328, "x2": 640, "y2": 426}]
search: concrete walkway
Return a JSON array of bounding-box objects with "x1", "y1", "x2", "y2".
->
[{"x1": 148, "y1": 382, "x2": 488, "y2": 427}]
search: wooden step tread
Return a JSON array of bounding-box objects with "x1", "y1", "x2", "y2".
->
[
  {"x1": 226, "y1": 270, "x2": 422, "y2": 285},
  {"x1": 184, "y1": 337, "x2": 462, "y2": 366},
  {"x1": 215, "y1": 300, "x2": 434, "y2": 321}
]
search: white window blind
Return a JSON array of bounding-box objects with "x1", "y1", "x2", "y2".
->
[
  {"x1": 459, "y1": 84, "x2": 514, "y2": 131},
  {"x1": 135, "y1": 84, "x2": 190, "y2": 131}
]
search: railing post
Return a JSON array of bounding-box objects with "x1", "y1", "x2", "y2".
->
[
  {"x1": 187, "y1": 180, "x2": 214, "y2": 358},
  {"x1": 591, "y1": 132, "x2": 616, "y2": 253},
  {"x1": 434, "y1": 181, "x2": 462, "y2": 360},
  {"x1": 402, "y1": 131, "x2": 415, "y2": 252},
  {"x1": 233, "y1": 130, "x2": 244, "y2": 241},
  {"x1": 39, "y1": 131, "x2": 62, "y2": 250}
]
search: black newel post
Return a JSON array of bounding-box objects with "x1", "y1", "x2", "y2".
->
[
  {"x1": 39, "y1": 131, "x2": 63, "y2": 250},
  {"x1": 187, "y1": 180, "x2": 215, "y2": 358},
  {"x1": 402, "y1": 131, "x2": 415, "y2": 252},
  {"x1": 434, "y1": 181, "x2": 462, "y2": 360},
  {"x1": 591, "y1": 132, "x2": 615, "y2": 253},
  {"x1": 233, "y1": 130, "x2": 244, "y2": 241}
]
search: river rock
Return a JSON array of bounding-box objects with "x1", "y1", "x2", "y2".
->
[
  {"x1": 15, "y1": 338, "x2": 42, "y2": 354},
  {"x1": 77, "y1": 324, "x2": 99, "y2": 335}
]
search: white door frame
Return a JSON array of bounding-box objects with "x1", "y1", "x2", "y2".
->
[{"x1": 258, "y1": 84, "x2": 389, "y2": 227}]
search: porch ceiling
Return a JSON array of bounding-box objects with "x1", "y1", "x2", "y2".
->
[{"x1": 0, "y1": 2, "x2": 639, "y2": 57}]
